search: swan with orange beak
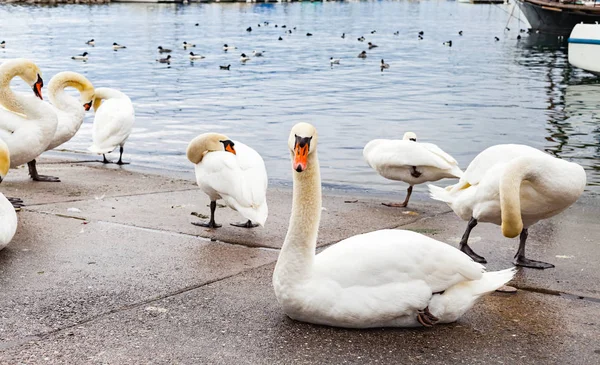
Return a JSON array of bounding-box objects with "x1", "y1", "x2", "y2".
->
[{"x1": 186, "y1": 133, "x2": 268, "y2": 229}]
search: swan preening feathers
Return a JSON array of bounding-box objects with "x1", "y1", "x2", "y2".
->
[
  {"x1": 429, "y1": 144, "x2": 586, "y2": 269},
  {"x1": 273, "y1": 123, "x2": 515, "y2": 328},
  {"x1": 187, "y1": 133, "x2": 268, "y2": 229},
  {"x1": 364, "y1": 132, "x2": 463, "y2": 207}
]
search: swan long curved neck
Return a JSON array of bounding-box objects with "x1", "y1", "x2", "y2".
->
[
  {"x1": 276, "y1": 151, "x2": 322, "y2": 283},
  {"x1": 500, "y1": 155, "x2": 581, "y2": 238},
  {"x1": 0, "y1": 63, "x2": 28, "y2": 115},
  {"x1": 93, "y1": 87, "x2": 127, "y2": 111},
  {"x1": 48, "y1": 77, "x2": 87, "y2": 112}
]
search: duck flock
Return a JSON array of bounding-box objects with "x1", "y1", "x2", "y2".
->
[{"x1": 0, "y1": 27, "x2": 587, "y2": 329}]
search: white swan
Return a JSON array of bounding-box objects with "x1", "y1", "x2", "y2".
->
[
  {"x1": 0, "y1": 58, "x2": 59, "y2": 185},
  {"x1": 272, "y1": 123, "x2": 515, "y2": 329},
  {"x1": 0, "y1": 138, "x2": 18, "y2": 250},
  {"x1": 429, "y1": 144, "x2": 586, "y2": 269},
  {"x1": 88, "y1": 87, "x2": 135, "y2": 165},
  {"x1": 186, "y1": 133, "x2": 268, "y2": 228},
  {"x1": 25, "y1": 72, "x2": 95, "y2": 181},
  {"x1": 363, "y1": 132, "x2": 463, "y2": 207}
]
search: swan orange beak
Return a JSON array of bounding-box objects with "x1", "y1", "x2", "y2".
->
[
  {"x1": 33, "y1": 75, "x2": 43, "y2": 100},
  {"x1": 293, "y1": 143, "x2": 309, "y2": 173},
  {"x1": 225, "y1": 144, "x2": 236, "y2": 155},
  {"x1": 83, "y1": 101, "x2": 92, "y2": 111}
]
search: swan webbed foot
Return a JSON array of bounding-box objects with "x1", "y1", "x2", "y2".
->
[
  {"x1": 28, "y1": 160, "x2": 61, "y2": 182},
  {"x1": 8, "y1": 197, "x2": 24, "y2": 211},
  {"x1": 192, "y1": 221, "x2": 222, "y2": 229},
  {"x1": 116, "y1": 160, "x2": 130, "y2": 165},
  {"x1": 416, "y1": 306, "x2": 439, "y2": 327},
  {"x1": 32, "y1": 175, "x2": 61, "y2": 182},
  {"x1": 382, "y1": 202, "x2": 407, "y2": 208},
  {"x1": 460, "y1": 243, "x2": 487, "y2": 263},
  {"x1": 230, "y1": 220, "x2": 259, "y2": 228},
  {"x1": 513, "y1": 256, "x2": 554, "y2": 269},
  {"x1": 382, "y1": 185, "x2": 413, "y2": 208},
  {"x1": 102, "y1": 155, "x2": 112, "y2": 164}
]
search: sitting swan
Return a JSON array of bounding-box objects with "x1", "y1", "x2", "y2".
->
[
  {"x1": 272, "y1": 123, "x2": 515, "y2": 328},
  {"x1": 88, "y1": 87, "x2": 135, "y2": 165},
  {"x1": 0, "y1": 139, "x2": 17, "y2": 250},
  {"x1": 0, "y1": 58, "x2": 59, "y2": 187},
  {"x1": 186, "y1": 133, "x2": 268, "y2": 229},
  {"x1": 429, "y1": 144, "x2": 586, "y2": 269},
  {"x1": 363, "y1": 132, "x2": 462, "y2": 207},
  {"x1": 25, "y1": 72, "x2": 95, "y2": 179}
]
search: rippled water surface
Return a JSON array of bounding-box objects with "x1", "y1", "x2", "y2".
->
[{"x1": 1, "y1": 1, "x2": 599, "y2": 195}]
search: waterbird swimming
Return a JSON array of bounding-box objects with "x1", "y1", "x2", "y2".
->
[
  {"x1": 252, "y1": 50, "x2": 263, "y2": 57},
  {"x1": 183, "y1": 41, "x2": 195, "y2": 49},
  {"x1": 393, "y1": 31, "x2": 399, "y2": 36},
  {"x1": 223, "y1": 44, "x2": 237, "y2": 51},
  {"x1": 419, "y1": 31, "x2": 424, "y2": 36},
  {"x1": 494, "y1": 37, "x2": 500, "y2": 41},
  {"x1": 358, "y1": 50, "x2": 367, "y2": 58},
  {"x1": 358, "y1": 36, "x2": 365, "y2": 42},
  {"x1": 113, "y1": 42, "x2": 126, "y2": 50},
  {"x1": 329, "y1": 57, "x2": 340, "y2": 65},
  {"x1": 246, "y1": 27, "x2": 252, "y2": 32},
  {"x1": 341, "y1": 33, "x2": 345, "y2": 39},
  {"x1": 71, "y1": 52, "x2": 88, "y2": 60},
  {"x1": 306, "y1": 32, "x2": 313, "y2": 36},
  {"x1": 156, "y1": 55, "x2": 171, "y2": 63},
  {"x1": 157, "y1": 46, "x2": 172, "y2": 53},
  {"x1": 0, "y1": 41, "x2": 5, "y2": 48},
  {"x1": 418, "y1": 35, "x2": 423, "y2": 40},
  {"x1": 380, "y1": 59, "x2": 389, "y2": 71},
  {"x1": 278, "y1": 37, "x2": 283, "y2": 41},
  {"x1": 443, "y1": 40, "x2": 452, "y2": 47},
  {"x1": 86, "y1": 39, "x2": 95, "y2": 46},
  {"x1": 458, "y1": 31, "x2": 463, "y2": 36},
  {"x1": 240, "y1": 53, "x2": 250, "y2": 62},
  {"x1": 368, "y1": 42, "x2": 378, "y2": 49},
  {"x1": 220, "y1": 64, "x2": 231, "y2": 70},
  {"x1": 189, "y1": 52, "x2": 205, "y2": 60}
]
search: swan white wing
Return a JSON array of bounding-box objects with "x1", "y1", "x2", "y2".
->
[
  {"x1": 0, "y1": 108, "x2": 23, "y2": 142},
  {"x1": 90, "y1": 99, "x2": 134, "y2": 153},
  {"x1": 196, "y1": 147, "x2": 268, "y2": 223},
  {"x1": 461, "y1": 144, "x2": 546, "y2": 186},
  {"x1": 364, "y1": 140, "x2": 454, "y2": 170},
  {"x1": 314, "y1": 229, "x2": 484, "y2": 293},
  {"x1": 420, "y1": 142, "x2": 458, "y2": 165}
]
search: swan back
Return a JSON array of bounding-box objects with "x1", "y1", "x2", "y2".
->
[{"x1": 0, "y1": 192, "x2": 17, "y2": 250}]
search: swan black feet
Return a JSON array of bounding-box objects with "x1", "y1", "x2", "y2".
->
[
  {"x1": 230, "y1": 220, "x2": 259, "y2": 228},
  {"x1": 410, "y1": 166, "x2": 422, "y2": 178},
  {"x1": 460, "y1": 243, "x2": 487, "y2": 264},
  {"x1": 8, "y1": 197, "x2": 24, "y2": 211},
  {"x1": 192, "y1": 221, "x2": 222, "y2": 229},
  {"x1": 514, "y1": 255, "x2": 554, "y2": 269},
  {"x1": 417, "y1": 306, "x2": 439, "y2": 327},
  {"x1": 28, "y1": 160, "x2": 61, "y2": 182}
]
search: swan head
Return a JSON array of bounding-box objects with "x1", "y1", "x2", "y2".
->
[
  {"x1": 288, "y1": 122, "x2": 318, "y2": 173},
  {"x1": 49, "y1": 71, "x2": 95, "y2": 111},
  {"x1": 0, "y1": 138, "x2": 9, "y2": 183},
  {"x1": 187, "y1": 133, "x2": 236, "y2": 164},
  {"x1": 1, "y1": 59, "x2": 44, "y2": 100},
  {"x1": 403, "y1": 132, "x2": 417, "y2": 142}
]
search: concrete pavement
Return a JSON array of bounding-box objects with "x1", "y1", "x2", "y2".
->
[{"x1": 0, "y1": 158, "x2": 598, "y2": 364}]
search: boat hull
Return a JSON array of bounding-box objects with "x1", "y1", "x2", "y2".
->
[
  {"x1": 568, "y1": 23, "x2": 600, "y2": 75},
  {"x1": 517, "y1": 0, "x2": 600, "y2": 34}
]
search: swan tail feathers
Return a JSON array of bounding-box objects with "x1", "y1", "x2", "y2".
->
[
  {"x1": 428, "y1": 184, "x2": 454, "y2": 204},
  {"x1": 228, "y1": 200, "x2": 268, "y2": 227},
  {"x1": 449, "y1": 164, "x2": 464, "y2": 178},
  {"x1": 429, "y1": 268, "x2": 516, "y2": 323}
]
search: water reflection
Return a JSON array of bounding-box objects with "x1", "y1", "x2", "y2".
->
[{"x1": 0, "y1": 1, "x2": 598, "y2": 194}]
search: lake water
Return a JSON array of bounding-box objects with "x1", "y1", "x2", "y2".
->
[{"x1": 1, "y1": 1, "x2": 599, "y2": 196}]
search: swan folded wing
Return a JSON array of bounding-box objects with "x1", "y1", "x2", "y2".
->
[
  {"x1": 198, "y1": 152, "x2": 258, "y2": 209},
  {"x1": 314, "y1": 230, "x2": 484, "y2": 293},
  {"x1": 368, "y1": 140, "x2": 455, "y2": 171},
  {"x1": 92, "y1": 100, "x2": 134, "y2": 151},
  {"x1": 420, "y1": 143, "x2": 458, "y2": 165},
  {"x1": 0, "y1": 109, "x2": 23, "y2": 141},
  {"x1": 233, "y1": 141, "x2": 268, "y2": 203}
]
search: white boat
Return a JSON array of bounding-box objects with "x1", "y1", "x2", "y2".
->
[{"x1": 568, "y1": 23, "x2": 600, "y2": 75}]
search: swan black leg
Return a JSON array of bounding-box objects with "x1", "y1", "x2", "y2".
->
[
  {"x1": 102, "y1": 154, "x2": 111, "y2": 164},
  {"x1": 230, "y1": 219, "x2": 259, "y2": 228},
  {"x1": 192, "y1": 200, "x2": 222, "y2": 229},
  {"x1": 28, "y1": 160, "x2": 60, "y2": 182},
  {"x1": 382, "y1": 185, "x2": 413, "y2": 208},
  {"x1": 116, "y1": 146, "x2": 129, "y2": 165},
  {"x1": 513, "y1": 228, "x2": 554, "y2": 269},
  {"x1": 459, "y1": 218, "x2": 487, "y2": 263}
]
